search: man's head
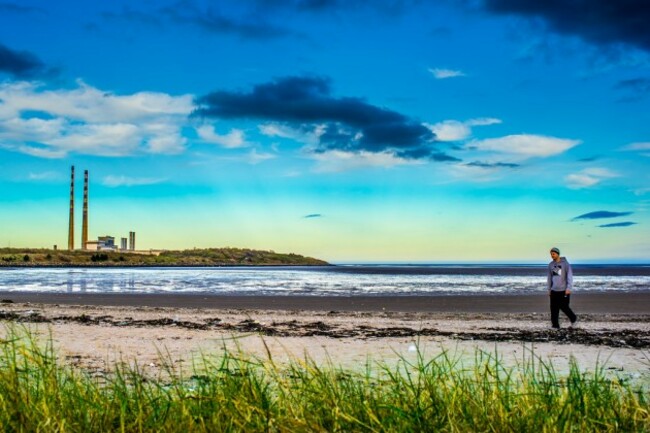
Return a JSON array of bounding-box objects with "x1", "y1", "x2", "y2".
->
[{"x1": 550, "y1": 247, "x2": 560, "y2": 260}]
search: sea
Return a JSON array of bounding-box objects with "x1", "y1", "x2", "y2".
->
[{"x1": 0, "y1": 265, "x2": 649, "y2": 296}]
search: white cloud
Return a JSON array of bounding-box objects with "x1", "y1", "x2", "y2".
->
[
  {"x1": 246, "y1": 149, "x2": 275, "y2": 164},
  {"x1": 0, "y1": 80, "x2": 193, "y2": 122},
  {"x1": 146, "y1": 133, "x2": 186, "y2": 154},
  {"x1": 565, "y1": 173, "x2": 600, "y2": 189},
  {"x1": 0, "y1": 81, "x2": 193, "y2": 158},
  {"x1": 258, "y1": 123, "x2": 292, "y2": 138},
  {"x1": 27, "y1": 171, "x2": 60, "y2": 181},
  {"x1": 197, "y1": 125, "x2": 248, "y2": 148},
  {"x1": 49, "y1": 123, "x2": 142, "y2": 156},
  {"x1": 102, "y1": 175, "x2": 166, "y2": 187},
  {"x1": 425, "y1": 117, "x2": 501, "y2": 142},
  {"x1": 447, "y1": 163, "x2": 508, "y2": 183},
  {"x1": 16, "y1": 145, "x2": 67, "y2": 159},
  {"x1": 258, "y1": 122, "x2": 324, "y2": 146},
  {"x1": 1, "y1": 117, "x2": 65, "y2": 141},
  {"x1": 582, "y1": 168, "x2": 619, "y2": 178},
  {"x1": 465, "y1": 118, "x2": 502, "y2": 127},
  {"x1": 426, "y1": 120, "x2": 470, "y2": 141},
  {"x1": 192, "y1": 148, "x2": 276, "y2": 166},
  {"x1": 311, "y1": 150, "x2": 421, "y2": 172},
  {"x1": 469, "y1": 134, "x2": 580, "y2": 158},
  {"x1": 621, "y1": 142, "x2": 650, "y2": 151},
  {"x1": 565, "y1": 168, "x2": 619, "y2": 189},
  {"x1": 429, "y1": 68, "x2": 465, "y2": 79}
]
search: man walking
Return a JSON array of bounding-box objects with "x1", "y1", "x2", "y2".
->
[{"x1": 547, "y1": 247, "x2": 578, "y2": 329}]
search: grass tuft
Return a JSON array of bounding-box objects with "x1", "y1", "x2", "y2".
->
[{"x1": 0, "y1": 324, "x2": 648, "y2": 432}]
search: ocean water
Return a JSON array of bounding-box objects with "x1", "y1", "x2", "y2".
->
[{"x1": 0, "y1": 265, "x2": 649, "y2": 296}]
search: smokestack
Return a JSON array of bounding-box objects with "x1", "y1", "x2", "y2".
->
[
  {"x1": 67, "y1": 166, "x2": 74, "y2": 250},
  {"x1": 82, "y1": 170, "x2": 89, "y2": 250}
]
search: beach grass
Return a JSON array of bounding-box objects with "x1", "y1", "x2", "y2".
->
[{"x1": 0, "y1": 325, "x2": 648, "y2": 432}]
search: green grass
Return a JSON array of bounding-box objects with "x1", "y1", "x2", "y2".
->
[{"x1": 0, "y1": 325, "x2": 648, "y2": 432}]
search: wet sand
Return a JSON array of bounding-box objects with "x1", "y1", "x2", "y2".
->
[{"x1": 1, "y1": 291, "x2": 650, "y2": 313}]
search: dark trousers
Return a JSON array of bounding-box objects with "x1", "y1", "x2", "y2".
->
[{"x1": 550, "y1": 291, "x2": 577, "y2": 328}]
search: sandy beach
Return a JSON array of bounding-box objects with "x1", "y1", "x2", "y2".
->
[{"x1": 1, "y1": 292, "x2": 649, "y2": 384}]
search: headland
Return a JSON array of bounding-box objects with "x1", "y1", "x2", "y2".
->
[{"x1": 0, "y1": 247, "x2": 329, "y2": 267}]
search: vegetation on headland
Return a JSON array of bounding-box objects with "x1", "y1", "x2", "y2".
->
[
  {"x1": 0, "y1": 325, "x2": 647, "y2": 432},
  {"x1": 0, "y1": 247, "x2": 328, "y2": 267}
]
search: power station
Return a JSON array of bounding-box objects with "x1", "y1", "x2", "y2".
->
[{"x1": 67, "y1": 165, "x2": 136, "y2": 252}]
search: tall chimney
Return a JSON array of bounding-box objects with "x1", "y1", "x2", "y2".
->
[
  {"x1": 82, "y1": 170, "x2": 89, "y2": 250},
  {"x1": 67, "y1": 166, "x2": 75, "y2": 250}
]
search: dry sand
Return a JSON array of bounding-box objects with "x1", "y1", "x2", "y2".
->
[{"x1": 1, "y1": 292, "x2": 649, "y2": 384}]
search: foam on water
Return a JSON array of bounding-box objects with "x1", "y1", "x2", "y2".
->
[{"x1": 0, "y1": 266, "x2": 648, "y2": 296}]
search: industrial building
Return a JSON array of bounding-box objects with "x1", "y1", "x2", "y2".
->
[{"x1": 67, "y1": 165, "x2": 136, "y2": 252}]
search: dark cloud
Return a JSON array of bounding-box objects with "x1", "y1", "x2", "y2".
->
[
  {"x1": 195, "y1": 76, "x2": 453, "y2": 162},
  {"x1": 396, "y1": 148, "x2": 460, "y2": 162},
  {"x1": 0, "y1": 43, "x2": 48, "y2": 78},
  {"x1": 162, "y1": 2, "x2": 293, "y2": 40},
  {"x1": 481, "y1": 0, "x2": 650, "y2": 52},
  {"x1": 577, "y1": 156, "x2": 600, "y2": 163},
  {"x1": 572, "y1": 210, "x2": 633, "y2": 221},
  {"x1": 0, "y1": 2, "x2": 41, "y2": 14},
  {"x1": 466, "y1": 161, "x2": 520, "y2": 168},
  {"x1": 252, "y1": 0, "x2": 420, "y2": 14},
  {"x1": 615, "y1": 77, "x2": 650, "y2": 97},
  {"x1": 265, "y1": 0, "x2": 345, "y2": 12},
  {"x1": 297, "y1": 0, "x2": 425, "y2": 15},
  {"x1": 598, "y1": 221, "x2": 637, "y2": 228},
  {"x1": 303, "y1": 213, "x2": 323, "y2": 218},
  {"x1": 101, "y1": 2, "x2": 293, "y2": 40},
  {"x1": 101, "y1": 6, "x2": 165, "y2": 28},
  {"x1": 101, "y1": 0, "x2": 422, "y2": 41}
]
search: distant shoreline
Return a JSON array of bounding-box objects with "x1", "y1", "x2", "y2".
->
[
  {"x1": 0, "y1": 263, "x2": 334, "y2": 269},
  {"x1": 0, "y1": 247, "x2": 329, "y2": 267}
]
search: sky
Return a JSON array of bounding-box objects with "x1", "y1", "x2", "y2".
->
[{"x1": 0, "y1": 0, "x2": 649, "y2": 263}]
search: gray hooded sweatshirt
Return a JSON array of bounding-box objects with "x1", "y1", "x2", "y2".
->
[{"x1": 547, "y1": 257, "x2": 573, "y2": 292}]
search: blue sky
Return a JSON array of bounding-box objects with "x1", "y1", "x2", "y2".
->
[{"x1": 0, "y1": 0, "x2": 648, "y2": 263}]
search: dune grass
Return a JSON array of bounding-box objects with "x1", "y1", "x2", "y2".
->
[{"x1": 0, "y1": 325, "x2": 648, "y2": 432}]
